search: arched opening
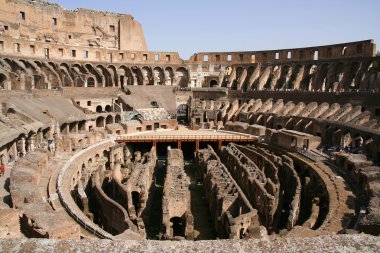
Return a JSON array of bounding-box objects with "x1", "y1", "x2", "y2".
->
[
  {"x1": 106, "y1": 115, "x2": 113, "y2": 125},
  {"x1": 142, "y1": 67, "x2": 153, "y2": 85},
  {"x1": 78, "y1": 121, "x2": 86, "y2": 131},
  {"x1": 107, "y1": 65, "x2": 118, "y2": 87},
  {"x1": 153, "y1": 67, "x2": 164, "y2": 85},
  {"x1": 96, "y1": 105, "x2": 103, "y2": 113},
  {"x1": 170, "y1": 217, "x2": 184, "y2": 237},
  {"x1": 115, "y1": 115, "x2": 121, "y2": 124},
  {"x1": 96, "y1": 117, "x2": 105, "y2": 128},
  {"x1": 132, "y1": 191, "x2": 141, "y2": 214},
  {"x1": 131, "y1": 67, "x2": 143, "y2": 86},
  {"x1": 177, "y1": 104, "x2": 189, "y2": 124},
  {"x1": 164, "y1": 67, "x2": 174, "y2": 86},
  {"x1": 210, "y1": 79, "x2": 218, "y2": 87},
  {"x1": 105, "y1": 105, "x2": 112, "y2": 112},
  {"x1": 175, "y1": 68, "x2": 189, "y2": 88},
  {"x1": 69, "y1": 122, "x2": 77, "y2": 133},
  {"x1": 60, "y1": 123, "x2": 68, "y2": 135},
  {"x1": 0, "y1": 73, "x2": 7, "y2": 89},
  {"x1": 87, "y1": 77, "x2": 95, "y2": 87}
]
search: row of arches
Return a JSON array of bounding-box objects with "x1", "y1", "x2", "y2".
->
[
  {"x1": 0, "y1": 57, "x2": 190, "y2": 90},
  {"x1": 221, "y1": 60, "x2": 379, "y2": 92}
]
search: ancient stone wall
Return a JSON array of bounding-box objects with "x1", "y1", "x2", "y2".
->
[
  {"x1": 196, "y1": 146, "x2": 259, "y2": 239},
  {"x1": 335, "y1": 153, "x2": 380, "y2": 235},
  {"x1": 10, "y1": 149, "x2": 81, "y2": 239},
  {"x1": 220, "y1": 143, "x2": 280, "y2": 231},
  {"x1": 162, "y1": 149, "x2": 193, "y2": 239},
  {"x1": 188, "y1": 40, "x2": 376, "y2": 64},
  {"x1": 0, "y1": 0, "x2": 146, "y2": 51}
]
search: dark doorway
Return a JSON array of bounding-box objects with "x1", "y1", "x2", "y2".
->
[
  {"x1": 177, "y1": 104, "x2": 189, "y2": 124},
  {"x1": 170, "y1": 217, "x2": 184, "y2": 237},
  {"x1": 132, "y1": 191, "x2": 140, "y2": 214},
  {"x1": 210, "y1": 79, "x2": 218, "y2": 87},
  {"x1": 87, "y1": 77, "x2": 95, "y2": 87}
]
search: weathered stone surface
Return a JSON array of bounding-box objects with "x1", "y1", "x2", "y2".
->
[{"x1": 1, "y1": 234, "x2": 380, "y2": 253}]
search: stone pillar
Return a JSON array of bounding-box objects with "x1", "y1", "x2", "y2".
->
[
  {"x1": 20, "y1": 74, "x2": 26, "y2": 90},
  {"x1": 17, "y1": 137, "x2": 26, "y2": 157},
  {"x1": 28, "y1": 134, "x2": 36, "y2": 152},
  {"x1": 5, "y1": 80, "x2": 11, "y2": 90}
]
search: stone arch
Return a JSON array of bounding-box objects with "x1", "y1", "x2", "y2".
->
[
  {"x1": 44, "y1": 61, "x2": 62, "y2": 88},
  {"x1": 300, "y1": 64, "x2": 317, "y2": 91},
  {"x1": 107, "y1": 65, "x2": 118, "y2": 87},
  {"x1": 96, "y1": 105, "x2": 103, "y2": 113},
  {"x1": 78, "y1": 121, "x2": 86, "y2": 131},
  {"x1": 71, "y1": 63, "x2": 87, "y2": 87},
  {"x1": 232, "y1": 66, "x2": 244, "y2": 90},
  {"x1": 6, "y1": 58, "x2": 33, "y2": 90},
  {"x1": 342, "y1": 129, "x2": 352, "y2": 148},
  {"x1": 59, "y1": 63, "x2": 74, "y2": 87},
  {"x1": 175, "y1": 67, "x2": 189, "y2": 87},
  {"x1": 86, "y1": 77, "x2": 95, "y2": 87},
  {"x1": 141, "y1": 66, "x2": 153, "y2": 85},
  {"x1": 106, "y1": 115, "x2": 113, "y2": 125},
  {"x1": 69, "y1": 122, "x2": 78, "y2": 133},
  {"x1": 334, "y1": 62, "x2": 345, "y2": 90},
  {"x1": 85, "y1": 64, "x2": 102, "y2": 86},
  {"x1": 348, "y1": 61, "x2": 361, "y2": 89},
  {"x1": 60, "y1": 123, "x2": 68, "y2": 135},
  {"x1": 118, "y1": 65, "x2": 134, "y2": 86},
  {"x1": 26, "y1": 130, "x2": 37, "y2": 152},
  {"x1": 353, "y1": 133, "x2": 364, "y2": 149},
  {"x1": 96, "y1": 65, "x2": 112, "y2": 87},
  {"x1": 243, "y1": 66, "x2": 257, "y2": 91},
  {"x1": 105, "y1": 105, "x2": 112, "y2": 113},
  {"x1": 164, "y1": 67, "x2": 174, "y2": 86},
  {"x1": 153, "y1": 67, "x2": 165, "y2": 85},
  {"x1": 131, "y1": 66, "x2": 143, "y2": 85},
  {"x1": 0, "y1": 72, "x2": 8, "y2": 89},
  {"x1": 209, "y1": 79, "x2": 218, "y2": 87},
  {"x1": 316, "y1": 63, "x2": 329, "y2": 91},
  {"x1": 96, "y1": 117, "x2": 105, "y2": 128},
  {"x1": 274, "y1": 65, "x2": 290, "y2": 90},
  {"x1": 26, "y1": 60, "x2": 49, "y2": 89},
  {"x1": 288, "y1": 65, "x2": 303, "y2": 90},
  {"x1": 115, "y1": 114, "x2": 121, "y2": 124}
]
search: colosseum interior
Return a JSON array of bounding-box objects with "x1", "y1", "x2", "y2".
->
[{"x1": 0, "y1": 0, "x2": 379, "y2": 252}]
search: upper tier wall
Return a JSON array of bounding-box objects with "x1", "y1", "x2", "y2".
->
[
  {"x1": 0, "y1": 36, "x2": 182, "y2": 64},
  {"x1": 188, "y1": 40, "x2": 376, "y2": 64},
  {"x1": 0, "y1": 0, "x2": 147, "y2": 51}
]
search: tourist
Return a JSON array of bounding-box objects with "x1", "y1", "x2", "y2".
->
[{"x1": 0, "y1": 164, "x2": 4, "y2": 177}]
